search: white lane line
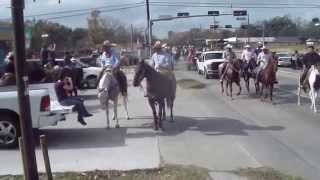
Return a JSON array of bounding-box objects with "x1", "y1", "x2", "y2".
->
[{"x1": 235, "y1": 142, "x2": 262, "y2": 167}]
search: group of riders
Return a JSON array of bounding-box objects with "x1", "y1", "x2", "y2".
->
[{"x1": 219, "y1": 42, "x2": 320, "y2": 90}]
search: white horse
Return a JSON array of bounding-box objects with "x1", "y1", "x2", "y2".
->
[
  {"x1": 98, "y1": 68, "x2": 129, "y2": 128},
  {"x1": 298, "y1": 65, "x2": 320, "y2": 113}
]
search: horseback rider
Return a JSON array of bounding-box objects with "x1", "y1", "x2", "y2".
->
[
  {"x1": 241, "y1": 44, "x2": 257, "y2": 72},
  {"x1": 220, "y1": 44, "x2": 236, "y2": 82},
  {"x1": 99, "y1": 40, "x2": 119, "y2": 70},
  {"x1": 300, "y1": 45, "x2": 320, "y2": 90},
  {"x1": 255, "y1": 42, "x2": 263, "y2": 56},
  {"x1": 256, "y1": 46, "x2": 273, "y2": 83}
]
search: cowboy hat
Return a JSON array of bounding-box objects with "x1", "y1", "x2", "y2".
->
[
  {"x1": 262, "y1": 46, "x2": 268, "y2": 50},
  {"x1": 225, "y1": 44, "x2": 233, "y2": 49},
  {"x1": 103, "y1": 40, "x2": 117, "y2": 47},
  {"x1": 153, "y1": 41, "x2": 162, "y2": 49},
  {"x1": 5, "y1": 52, "x2": 14, "y2": 61},
  {"x1": 244, "y1": 44, "x2": 251, "y2": 48},
  {"x1": 162, "y1": 43, "x2": 168, "y2": 48}
]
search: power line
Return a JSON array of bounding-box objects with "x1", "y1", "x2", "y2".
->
[
  {"x1": 149, "y1": 3, "x2": 320, "y2": 9},
  {"x1": 44, "y1": 4, "x2": 145, "y2": 20},
  {"x1": 24, "y1": 2, "x2": 144, "y2": 18},
  {"x1": 151, "y1": 1, "x2": 320, "y2": 7}
]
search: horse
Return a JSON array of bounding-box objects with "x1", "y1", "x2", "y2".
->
[
  {"x1": 298, "y1": 65, "x2": 320, "y2": 112},
  {"x1": 242, "y1": 58, "x2": 257, "y2": 94},
  {"x1": 133, "y1": 60, "x2": 176, "y2": 130},
  {"x1": 219, "y1": 59, "x2": 242, "y2": 99},
  {"x1": 97, "y1": 68, "x2": 129, "y2": 129},
  {"x1": 255, "y1": 60, "x2": 276, "y2": 102}
]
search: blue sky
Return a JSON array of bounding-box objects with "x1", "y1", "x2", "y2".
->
[{"x1": 0, "y1": 0, "x2": 320, "y2": 38}]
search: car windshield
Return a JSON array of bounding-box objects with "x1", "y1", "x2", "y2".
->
[
  {"x1": 277, "y1": 53, "x2": 290, "y2": 57},
  {"x1": 205, "y1": 53, "x2": 223, "y2": 60}
]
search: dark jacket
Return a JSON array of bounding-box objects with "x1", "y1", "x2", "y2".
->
[{"x1": 302, "y1": 52, "x2": 320, "y2": 68}]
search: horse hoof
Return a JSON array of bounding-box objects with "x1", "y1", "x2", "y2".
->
[
  {"x1": 237, "y1": 93, "x2": 241, "y2": 96},
  {"x1": 170, "y1": 119, "x2": 174, "y2": 123},
  {"x1": 127, "y1": 117, "x2": 131, "y2": 120},
  {"x1": 106, "y1": 126, "x2": 110, "y2": 130},
  {"x1": 115, "y1": 124, "x2": 120, "y2": 128}
]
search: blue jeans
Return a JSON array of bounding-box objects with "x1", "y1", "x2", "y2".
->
[{"x1": 60, "y1": 96, "x2": 88, "y2": 118}]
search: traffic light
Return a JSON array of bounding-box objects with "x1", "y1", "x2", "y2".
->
[
  {"x1": 177, "y1": 12, "x2": 190, "y2": 17},
  {"x1": 233, "y1": 10, "x2": 247, "y2": 16},
  {"x1": 225, "y1": 25, "x2": 232, "y2": 28},
  {"x1": 312, "y1": 17, "x2": 320, "y2": 23},
  {"x1": 210, "y1": 25, "x2": 219, "y2": 29},
  {"x1": 208, "y1": 11, "x2": 219, "y2": 16},
  {"x1": 241, "y1": 25, "x2": 248, "y2": 29}
]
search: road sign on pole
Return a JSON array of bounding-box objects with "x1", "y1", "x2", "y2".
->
[{"x1": 208, "y1": 11, "x2": 219, "y2": 16}]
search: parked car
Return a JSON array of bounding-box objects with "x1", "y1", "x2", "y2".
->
[
  {"x1": 277, "y1": 53, "x2": 292, "y2": 67},
  {"x1": 197, "y1": 51, "x2": 224, "y2": 79},
  {"x1": 56, "y1": 58, "x2": 103, "y2": 89},
  {"x1": 0, "y1": 83, "x2": 70, "y2": 148}
]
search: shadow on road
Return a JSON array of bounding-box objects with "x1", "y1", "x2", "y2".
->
[
  {"x1": 160, "y1": 116, "x2": 284, "y2": 136},
  {"x1": 37, "y1": 116, "x2": 284, "y2": 150}
]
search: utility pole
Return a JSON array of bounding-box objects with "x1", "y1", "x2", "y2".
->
[
  {"x1": 247, "y1": 14, "x2": 250, "y2": 43},
  {"x1": 145, "y1": 0, "x2": 152, "y2": 56},
  {"x1": 262, "y1": 23, "x2": 265, "y2": 45},
  {"x1": 11, "y1": 0, "x2": 39, "y2": 180},
  {"x1": 130, "y1": 24, "x2": 133, "y2": 50}
]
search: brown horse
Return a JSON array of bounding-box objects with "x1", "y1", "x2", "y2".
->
[
  {"x1": 133, "y1": 60, "x2": 176, "y2": 130},
  {"x1": 219, "y1": 59, "x2": 242, "y2": 99},
  {"x1": 256, "y1": 60, "x2": 276, "y2": 101}
]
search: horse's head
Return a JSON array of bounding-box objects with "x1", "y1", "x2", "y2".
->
[
  {"x1": 98, "y1": 68, "x2": 114, "y2": 90},
  {"x1": 232, "y1": 59, "x2": 241, "y2": 70},
  {"x1": 133, "y1": 60, "x2": 148, "y2": 87}
]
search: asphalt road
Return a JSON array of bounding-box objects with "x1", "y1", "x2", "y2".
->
[
  {"x1": 1, "y1": 62, "x2": 320, "y2": 180},
  {"x1": 159, "y1": 62, "x2": 320, "y2": 180}
]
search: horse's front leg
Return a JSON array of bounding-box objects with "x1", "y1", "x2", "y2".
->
[
  {"x1": 114, "y1": 96, "x2": 120, "y2": 128},
  {"x1": 105, "y1": 101, "x2": 110, "y2": 129},
  {"x1": 220, "y1": 80, "x2": 224, "y2": 95},
  {"x1": 270, "y1": 84, "x2": 274, "y2": 102},
  {"x1": 148, "y1": 98, "x2": 158, "y2": 130},
  {"x1": 297, "y1": 76, "x2": 302, "y2": 106},
  {"x1": 225, "y1": 81, "x2": 229, "y2": 96},
  {"x1": 123, "y1": 95, "x2": 130, "y2": 120},
  {"x1": 229, "y1": 81, "x2": 233, "y2": 100},
  {"x1": 158, "y1": 99, "x2": 165, "y2": 130},
  {"x1": 260, "y1": 84, "x2": 265, "y2": 101},
  {"x1": 236, "y1": 79, "x2": 241, "y2": 96}
]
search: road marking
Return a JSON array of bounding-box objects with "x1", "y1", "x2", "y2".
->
[{"x1": 235, "y1": 142, "x2": 262, "y2": 167}]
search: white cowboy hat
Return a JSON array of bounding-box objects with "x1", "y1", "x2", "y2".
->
[
  {"x1": 71, "y1": 57, "x2": 77, "y2": 62},
  {"x1": 244, "y1": 44, "x2": 251, "y2": 48},
  {"x1": 225, "y1": 44, "x2": 233, "y2": 49},
  {"x1": 262, "y1": 46, "x2": 268, "y2": 50},
  {"x1": 153, "y1": 41, "x2": 162, "y2": 49},
  {"x1": 162, "y1": 43, "x2": 168, "y2": 48},
  {"x1": 103, "y1": 40, "x2": 117, "y2": 47}
]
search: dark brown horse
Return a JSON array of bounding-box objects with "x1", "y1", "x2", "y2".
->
[
  {"x1": 133, "y1": 60, "x2": 176, "y2": 130},
  {"x1": 242, "y1": 58, "x2": 257, "y2": 94},
  {"x1": 256, "y1": 60, "x2": 276, "y2": 101},
  {"x1": 219, "y1": 59, "x2": 242, "y2": 99}
]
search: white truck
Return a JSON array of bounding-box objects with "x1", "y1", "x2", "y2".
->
[
  {"x1": 0, "y1": 83, "x2": 72, "y2": 148},
  {"x1": 196, "y1": 51, "x2": 225, "y2": 79}
]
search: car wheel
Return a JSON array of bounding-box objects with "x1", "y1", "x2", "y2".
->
[
  {"x1": 0, "y1": 115, "x2": 20, "y2": 148},
  {"x1": 86, "y1": 76, "x2": 98, "y2": 89}
]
